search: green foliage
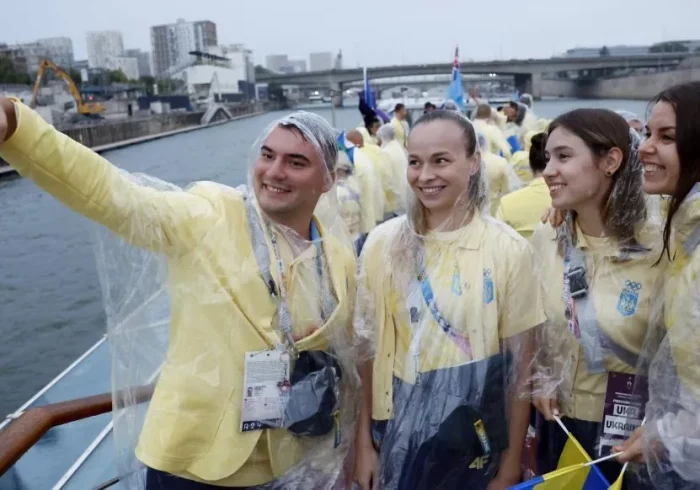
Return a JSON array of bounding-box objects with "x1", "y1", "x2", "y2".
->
[
  {"x1": 0, "y1": 56, "x2": 31, "y2": 84},
  {"x1": 67, "y1": 67, "x2": 82, "y2": 85},
  {"x1": 255, "y1": 64, "x2": 274, "y2": 76},
  {"x1": 108, "y1": 69, "x2": 128, "y2": 83}
]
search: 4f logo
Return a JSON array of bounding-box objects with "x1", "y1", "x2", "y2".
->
[{"x1": 469, "y1": 455, "x2": 490, "y2": 470}]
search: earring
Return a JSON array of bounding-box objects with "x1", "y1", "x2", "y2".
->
[{"x1": 605, "y1": 170, "x2": 613, "y2": 177}]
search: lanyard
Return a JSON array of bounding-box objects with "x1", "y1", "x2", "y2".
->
[
  {"x1": 408, "y1": 247, "x2": 472, "y2": 383},
  {"x1": 561, "y1": 236, "x2": 647, "y2": 373},
  {"x1": 267, "y1": 221, "x2": 328, "y2": 352},
  {"x1": 245, "y1": 196, "x2": 336, "y2": 355}
]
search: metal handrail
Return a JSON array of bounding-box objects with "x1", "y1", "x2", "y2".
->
[{"x1": 0, "y1": 385, "x2": 153, "y2": 477}]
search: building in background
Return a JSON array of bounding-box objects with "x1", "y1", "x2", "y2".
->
[
  {"x1": 0, "y1": 37, "x2": 75, "y2": 75},
  {"x1": 286, "y1": 60, "x2": 307, "y2": 73},
  {"x1": 0, "y1": 43, "x2": 30, "y2": 75},
  {"x1": 35, "y1": 37, "x2": 74, "y2": 68},
  {"x1": 265, "y1": 54, "x2": 289, "y2": 73},
  {"x1": 334, "y1": 50, "x2": 343, "y2": 70},
  {"x1": 105, "y1": 56, "x2": 140, "y2": 80},
  {"x1": 150, "y1": 19, "x2": 218, "y2": 76},
  {"x1": 169, "y1": 46, "x2": 254, "y2": 102},
  {"x1": 125, "y1": 48, "x2": 152, "y2": 77},
  {"x1": 86, "y1": 31, "x2": 125, "y2": 68},
  {"x1": 309, "y1": 52, "x2": 333, "y2": 71}
]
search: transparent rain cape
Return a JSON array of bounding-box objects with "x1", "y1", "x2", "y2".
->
[
  {"x1": 530, "y1": 128, "x2": 667, "y2": 485},
  {"x1": 92, "y1": 112, "x2": 359, "y2": 489},
  {"x1": 635, "y1": 185, "x2": 700, "y2": 489},
  {"x1": 353, "y1": 112, "x2": 542, "y2": 489}
]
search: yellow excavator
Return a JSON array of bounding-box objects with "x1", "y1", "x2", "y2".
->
[{"x1": 30, "y1": 59, "x2": 106, "y2": 117}]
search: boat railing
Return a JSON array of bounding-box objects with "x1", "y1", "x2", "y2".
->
[{"x1": 0, "y1": 384, "x2": 154, "y2": 481}]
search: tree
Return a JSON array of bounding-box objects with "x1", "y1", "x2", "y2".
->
[
  {"x1": 139, "y1": 75, "x2": 156, "y2": 95},
  {"x1": 255, "y1": 64, "x2": 274, "y2": 76},
  {"x1": 599, "y1": 46, "x2": 610, "y2": 56},
  {"x1": 0, "y1": 56, "x2": 31, "y2": 84},
  {"x1": 67, "y1": 67, "x2": 82, "y2": 86},
  {"x1": 108, "y1": 69, "x2": 128, "y2": 83},
  {"x1": 267, "y1": 82, "x2": 287, "y2": 103}
]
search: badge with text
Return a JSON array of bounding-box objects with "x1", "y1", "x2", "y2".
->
[
  {"x1": 240, "y1": 349, "x2": 291, "y2": 432},
  {"x1": 598, "y1": 372, "x2": 647, "y2": 456}
]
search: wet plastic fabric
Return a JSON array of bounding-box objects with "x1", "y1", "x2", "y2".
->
[
  {"x1": 354, "y1": 112, "x2": 545, "y2": 489},
  {"x1": 637, "y1": 185, "x2": 700, "y2": 489},
  {"x1": 614, "y1": 110, "x2": 643, "y2": 125},
  {"x1": 530, "y1": 130, "x2": 663, "y2": 467},
  {"x1": 0, "y1": 104, "x2": 362, "y2": 489},
  {"x1": 377, "y1": 124, "x2": 409, "y2": 216}
]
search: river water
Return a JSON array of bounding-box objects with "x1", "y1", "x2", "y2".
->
[{"x1": 0, "y1": 99, "x2": 649, "y2": 417}]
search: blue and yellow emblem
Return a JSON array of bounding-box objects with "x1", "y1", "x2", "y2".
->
[
  {"x1": 483, "y1": 268, "x2": 494, "y2": 304},
  {"x1": 617, "y1": 280, "x2": 642, "y2": 317}
]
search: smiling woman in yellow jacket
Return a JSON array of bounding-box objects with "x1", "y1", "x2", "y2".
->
[
  {"x1": 0, "y1": 98, "x2": 357, "y2": 489},
  {"x1": 353, "y1": 110, "x2": 545, "y2": 490},
  {"x1": 531, "y1": 109, "x2": 665, "y2": 487},
  {"x1": 615, "y1": 82, "x2": 700, "y2": 489}
]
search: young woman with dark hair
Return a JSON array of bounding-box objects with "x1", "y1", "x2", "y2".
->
[{"x1": 532, "y1": 108, "x2": 664, "y2": 487}]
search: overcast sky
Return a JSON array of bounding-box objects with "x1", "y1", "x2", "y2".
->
[{"x1": 4, "y1": 0, "x2": 697, "y2": 67}]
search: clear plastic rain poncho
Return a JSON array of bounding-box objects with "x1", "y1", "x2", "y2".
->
[
  {"x1": 530, "y1": 128, "x2": 665, "y2": 482},
  {"x1": 354, "y1": 110, "x2": 544, "y2": 489},
  {"x1": 636, "y1": 183, "x2": 700, "y2": 489},
  {"x1": 377, "y1": 123, "x2": 409, "y2": 216},
  {"x1": 91, "y1": 111, "x2": 360, "y2": 489}
]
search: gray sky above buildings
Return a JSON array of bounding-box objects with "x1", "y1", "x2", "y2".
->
[{"x1": 4, "y1": 0, "x2": 697, "y2": 66}]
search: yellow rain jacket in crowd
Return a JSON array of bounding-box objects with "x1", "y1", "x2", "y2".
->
[{"x1": 0, "y1": 100, "x2": 357, "y2": 486}]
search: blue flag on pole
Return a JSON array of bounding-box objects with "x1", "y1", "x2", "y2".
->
[
  {"x1": 447, "y1": 46, "x2": 465, "y2": 111},
  {"x1": 361, "y1": 67, "x2": 390, "y2": 123}
]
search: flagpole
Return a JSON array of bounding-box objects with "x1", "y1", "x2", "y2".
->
[{"x1": 329, "y1": 72, "x2": 336, "y2": 127}]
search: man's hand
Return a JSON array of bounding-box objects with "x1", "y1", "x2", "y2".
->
[
  {"x1": 488, "y1": 460, "x2": 521, "y2": 490},
  {"x1": 0, "y1": 97, "x2": 18, "y2": 144},
  {"x1": 353, "y1": 443, "x2": 379, "y2": 490},
  {"x1": 540, "y1": 207, "x2": 564, "y2": 227}
]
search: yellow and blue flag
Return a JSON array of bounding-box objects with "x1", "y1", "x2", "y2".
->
[{"x1": 509, "y1": 431, "x2": 615, "y2": 489}]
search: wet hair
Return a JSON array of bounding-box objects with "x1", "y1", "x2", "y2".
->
[
  {"x1": 377, "y1": 123, "x2": 395, "y2": 142},
  {"x1": 529, "y1": 133, "x2": 547, "y2": 174},
  {"x1": 475, "y1": 104, "x2": 492, "y2": 119},
  {"x1": 394, "y1": 103, "x2": 406, "y2": 113},
  {"x1": 649, "y1": 81, "x2": 700, "y2": 264},
  {"x1": 407, "y1": 110, "x2": 486, "y2": 233},
  {"x1": 273, "y1": 111, "x2": 338, "y2": 173},
  {"x1": 547, "y1": 108, "x2": 645, "y2": 248}
]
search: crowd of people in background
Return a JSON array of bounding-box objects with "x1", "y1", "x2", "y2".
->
[{"x1": 1, "y1": 81, "x2": 700, "y2": 490}]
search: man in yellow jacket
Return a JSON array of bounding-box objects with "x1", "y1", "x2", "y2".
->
[{"x1": 0, "y1": 98, "x2": 357, "y2": 489}]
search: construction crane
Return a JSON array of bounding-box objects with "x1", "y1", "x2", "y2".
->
[{"x1": 30, "y1": 59, "x2": 105, "y2": 117}]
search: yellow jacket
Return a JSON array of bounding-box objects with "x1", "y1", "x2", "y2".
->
[
  {"x1": 473, "y1": 118, "x2": 512, "y2": 160},
  {"x1": 391, "y1": 117, "x2": 407, "y2": 147},
  {"x1": 359, "y1": 214, "x2": 546, "y2": 420},
  {"x1": 0, "y1": 100, "x2": 357, "y2": 484},
  {"x1": 483, "y1": 152, "x2": 512, "y2": 215},
  {"x1": 495, "y1": 177, "x2": 551, "y2": 240},
  {"x1": 363, "y1": 143, "x2": 399, "y2": 218}
]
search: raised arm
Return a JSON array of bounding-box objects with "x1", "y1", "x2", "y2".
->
[{"x1": 0, "y1": 98, "x2": 215, "y2": 254}]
